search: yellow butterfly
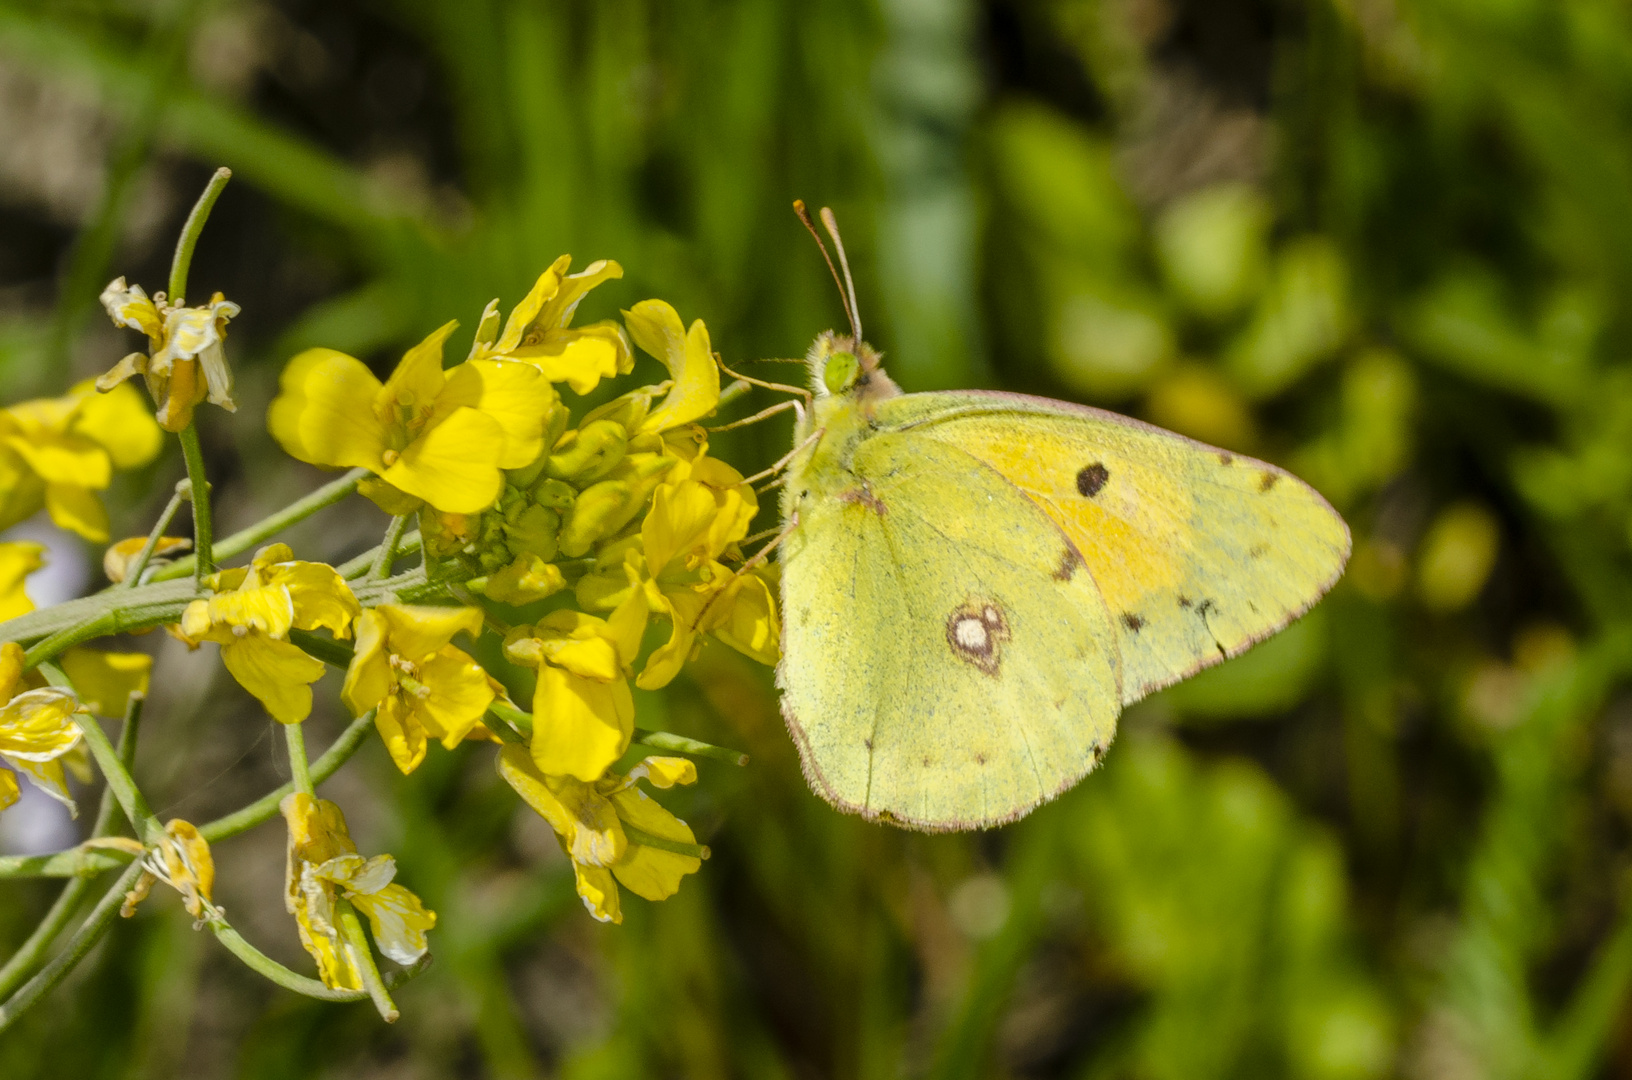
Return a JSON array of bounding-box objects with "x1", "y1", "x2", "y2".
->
[{"x1": 770, "y1": 205, "x2": 1350, "y2": 832}]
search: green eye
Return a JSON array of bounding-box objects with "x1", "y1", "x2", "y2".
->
[{"x1": 823, "y1": 351, "x2": 860, "y2": 394}]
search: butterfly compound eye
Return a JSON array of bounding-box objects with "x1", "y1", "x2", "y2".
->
[{"x1": 823, "y1": 350, "x2": 860, "y2": 394}]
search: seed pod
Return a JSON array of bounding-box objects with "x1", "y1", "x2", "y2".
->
[{"x1": 546, "y1": 420, "x2": 627, "y2": 484}]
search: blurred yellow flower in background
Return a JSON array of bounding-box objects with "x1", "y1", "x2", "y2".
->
[
  {"x1": 269, "y1": 322, "x2": 556, "y2": 514},
  {"x1": 98, "y1": 277, "x2": 240, "y2": 432},
  {"x1": 0, "y1": 381, "x2": 163, "y2": 542},
  {"x1": 0, "y1": 541, "x2": 44, "y2": 620}
]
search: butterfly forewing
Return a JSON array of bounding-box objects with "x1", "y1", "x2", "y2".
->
[
  {"x1": 778, "y1": 430, "x2": 1120, "y2": 831},
  {"x1": 877, "y1": 390, "x2": 1352, "y2": 705}
]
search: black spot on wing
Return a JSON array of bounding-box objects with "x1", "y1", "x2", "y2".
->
[
  {"x1": 1177, "y1": 595, "x2": 1193, "y2": 609},
  {"x1": 1259, "y1": 471, "x2": 1280, "y2": 492},
  {"x1": 1120, "y1": 612, "x2": 1145, "y2": 632},
  {"x1": 1053, "y1": 547, "x2": 1082, "y2": 581},
  {"x1": 1076, "y1": 463, "x2": 1110, "y2": 497}
]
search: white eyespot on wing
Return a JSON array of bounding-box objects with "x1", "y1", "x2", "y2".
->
[{"x1": 955, "y1": 617, "x2": 988, "y2": 651}]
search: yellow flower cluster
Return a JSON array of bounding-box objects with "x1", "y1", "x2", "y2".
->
[
  {"x1": 0, "y1": 247, "x2": 780, "y2": 1003},
  {"x1": 260, "y1": 255, "x2": 779, "y2": 922}
]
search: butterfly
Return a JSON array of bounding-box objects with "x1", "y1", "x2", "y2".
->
[{"x1": 764, "y1": 204, "x2": 1350, "y2": 832}]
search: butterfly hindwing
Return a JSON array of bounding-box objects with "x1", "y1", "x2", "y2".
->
[
  {"x1": 778, "y1": 430, "x2": 1120, "y2": 830},
  {"x1": 876, "y1": 390, "x2": 1352, "y2": 705}
]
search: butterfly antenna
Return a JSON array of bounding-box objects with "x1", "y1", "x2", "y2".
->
[
  {"x1": 793, "y1": 200, "x2": 860, "y2": 342},
  {"x1": 818, "y1": 206, "x2": 862, "y2": 344}
]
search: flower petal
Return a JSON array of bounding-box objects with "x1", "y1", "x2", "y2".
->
[
  {"x1": 417, "y1": 647, "x2": 496, "y2": 749},
  {"x1": 60, "y1": 648, "x2": 151, "y2": 717},
  {"x1": 341, "y1": 610, "x2": 392, "y2": 716},
  {"x1": 376, "y1": 604, "x2": 484, "y2": 660},
  {"x1": 44, "y1": 483, "x2": 110, "y2": 543},
  {"x1": 7, "y1": 434, "x2": 111, "y2": 488},
  {"x1": 0, "y1": 767, "x2": 17, "y2": 811},
  {"x1": 72, "y1": 381, "x2": 163, "y2": 469},
  {"x1": 349, "y1": 882, "x2": 436, "y2": 965},
  {"x1": 382, "y1": 406, "x2": 505, "y2": 514},
  {"x1": 100, "y1": 278, "x2": 162, "y2": 339},
  {"x1": 513, "y1": 324, "x2": 632, "y2": 395},
  {"x1": 609, "y1": 786, "x2": 702, "y2": 902},
  {"x1": 102, "y1": 535, "x2": 188, "y2": 584},
  {"x1": 380, "y1": 320, "x2": 458, "y2": 421},
  {"x1": 437, "y1": 360, "x2": 556, "y2": 469},
  {"x1": 531, "y1": 667, "x2": 632, "y2": 781},
  {"x1": 268, "y1": 348, "x2": 388, "y2": 470},
  {"x1": 220, "y1": 634, "x2": 325, "y2": 724},
  {"x1": 574, "y1": 862, "x2": 622, "y2": 923},
  {"x1": 0, "y1": 542, "x2": 43, "y2": 621},
  {"x1": 374, "y1": 694, "x2": 429, "y2": 774},
  {"x1": 640, "y1": 317, "x2": 720, "y2": 434},
  {"x1": 0, "y1": 688, "x2": 82, "y2": 760}
]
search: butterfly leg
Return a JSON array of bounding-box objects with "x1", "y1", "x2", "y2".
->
[
  {"x1": 741, "y1": 428, "x2": 823, "y2": 487},
  {"x1": 718, "y1": 359, "x2": 812, "y2": 413},
  {"x1": 708, "y1": 396, "x2": 804, "y2": 433}
]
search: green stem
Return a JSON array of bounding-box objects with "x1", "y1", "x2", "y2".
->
[
  {"x1": 337, "y1": 898, "x2": 398, "y2": 1022},
  {"x1": 177, "y1": 424, "x2": 212, "y2": 583},
  {"x1": 202, "y1": 909, "x2": 429, "y2": 1003},
  {"x1": 0, "y1": 860, "x2": 147, "y2": 1036},
  {"x1": 121, "y1": 485, "x2": 188, "y2": 587},
  {"x1": 285, "y1": 723, "x2": 313, "y2": 796},
  {"x1": 21, "y1": 612, "x2": 115, "y2": 670},
  {"x1": 370, "y1": 515, "x2": 411, "y2": 581},
  {"x1": 167, "y1": 167, "x2": 231, "y2": 304},
  {"x1": 200, "y1": 710, "x2": 375, "y2": 843},
  {"x1": 340, "y1": 532, "x2": 422, "y2": 580},
  {"x1": 154, "y1": 468, "x2": 370, "y2": 581},
  {"x1": 633, "y1": 728, "x2": 749, "y2": 766},
  {"x1": 1, "y1": 708, "x2": 376, "y2": 879},
  {"x1": 0, "y1": 694, "x2": 143, "y2": 996},
  {"x1": 623, "y1": 824, "x2": 711, "y2": 860},
  {"x1": 41, "y1": 663, "x2": 157, "y2": 842}
]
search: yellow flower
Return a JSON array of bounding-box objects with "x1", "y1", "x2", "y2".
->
[
  {"x1": 177, "y1": 544, "x2": 359, "y2": 724},
  {"x1": 498, "y1": 746, "x2": 704, "y2": 924},
  {"x1": 502, "y1": 590, "x2": 647, "y2": 782},
  {"x1": 269, "y1": 322, "x2": 557, "y2": 514},
  {"x1": 120, "y1": 819, "x2": 215, "y2": 919},
  {"x1": 0, "y1": 641, "x2": 83, "y2": 815},
  {"x1": 60, "y1": 647, "x2": 152, "y2": 717},
  {"x1": 341, "y1": 605, "x2": 497, "y2": 774},
  {"x1": 98, "y1": 277, "x2": 240, "y2": 432},
  {"x1": 0, "y1": 541, "x2": 44, "y2": 621},
  {"x1": 578, "y1": 454, "x2": 776, "y2": 688},
  {"x1": 621, "y1": 300, "x2": 721, "y2": 434},
  {"x1": 469, "y1": 256, "x2": 633, "y2": 395},
  {"x1": 282, "y1": 792, "x2": 436, "y2": 989},
  {"x1": 0, "y1": 380, "x2": 163, "y2": 542},
  {"x1": 103, "y1": 535, "x2": 191, "y2": 584}
]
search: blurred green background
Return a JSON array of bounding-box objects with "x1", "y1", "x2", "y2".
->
[{"x1": 2, "y1": 0, "x2": 1632, "y2": 1076}]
